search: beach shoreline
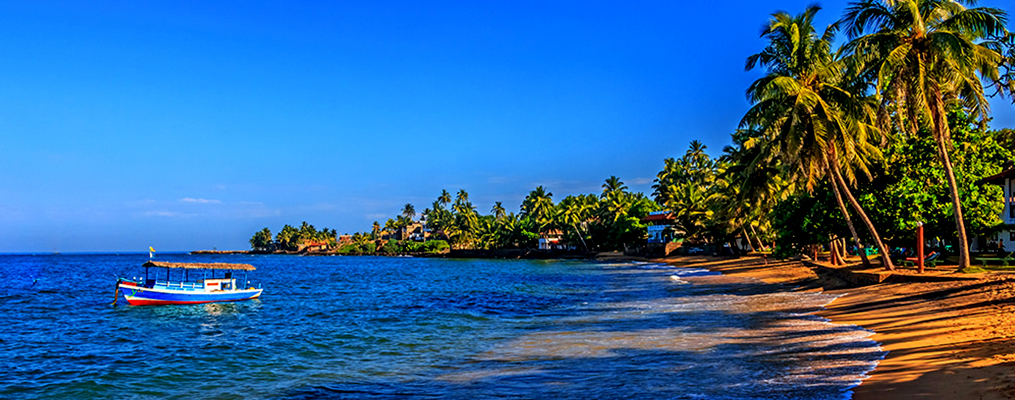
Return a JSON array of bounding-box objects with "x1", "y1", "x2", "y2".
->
[{"x1": 651, "y1": 254, "x2": 1015, "y2": 400}]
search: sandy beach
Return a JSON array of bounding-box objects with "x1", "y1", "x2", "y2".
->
[{"x1": 653, "y1": 254, "x2": 1015, "y2": 400}]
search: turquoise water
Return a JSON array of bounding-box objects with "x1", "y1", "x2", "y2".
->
[{"x1": 0, "y1": 254, "x2": 884, "y2": 399}]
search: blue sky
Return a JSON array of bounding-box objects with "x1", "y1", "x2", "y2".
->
[{"x1": 2, "y1": 1, "x2": 1013, "y2": 252}]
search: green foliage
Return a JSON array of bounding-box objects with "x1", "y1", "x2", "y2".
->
[
  {"x1": 859, "y1": 110, "x2": 1009, "y2": 244},
  {"x1": 653, "y1": 141, "x2": 727, "y2": 242},
  {"x1": 521, "y1": 186, "x2": 554, "y2": 233},
  {"x1": 410, "y1": 180, "x2": 655, "y2": 252},
  {"x1": 249, "y1": 227, "x2": 273, "y2": 251},
  {"x1": 379, "y1": 240, "x2": 402, "y2": 254},
  {"x1": 337, "y1": 241, "x2": 378, "y2": 254},
  {"x1": 771, "y1": 190, "x2": 849, "y2": 259},
  {"x1": 358, "y1": 242, "x2": 377, "y2": 254},
  {"x1": 404, "y1": 240, "x2": 450, "y2": 253},
  {"x1": 275, "y1": 224, "x2": 299, "y2": 251},
  {"x1": 259, "y1": 222, "x2": 337, "y2": 251}
]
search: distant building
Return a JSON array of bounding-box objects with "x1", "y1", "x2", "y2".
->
[
  {"x1": 637, "y1": 211, "x2": 683, "y2": 257},
  {"x1": 300, "y1": 241, "x2": 330, "y2": 252},
  {"x1": 642, "y1": 211, "x2": 680, "y2": 244},
  {"x1": 538, "y1": 230, "x2": 564, "y2": 250},
  {"x1": 975, "y1": 168, "x2": 1015, "y2": 252},
  {"x1": 399, "y1": 219, "x2": 431, "y2": 241},
  {"x1": 338, "y1": 234, "x2": 353, "y2": 245}
]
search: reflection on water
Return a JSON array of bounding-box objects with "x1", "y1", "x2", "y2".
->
[{"x1": 0, "y1": 255, "x2": 883, "y2": 400}]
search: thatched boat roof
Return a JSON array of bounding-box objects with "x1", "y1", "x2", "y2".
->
[{"x1": 143, "y1": 261, "x2": 256, "y2": 271}]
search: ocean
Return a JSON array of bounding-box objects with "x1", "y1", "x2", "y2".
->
[{"x1": 0, "y1": 254, "x2": 884, "y2": 399}]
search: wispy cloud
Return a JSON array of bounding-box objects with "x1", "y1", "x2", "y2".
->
[
  {"x1": 180, "y1": 197, "x2": 221, "y2": 204},
  {"x1": 630, "y1": 177, "x2": 654, "y2": 185},
  {"x1": 143, "y1": 210, "x2": 195, "y2": 218}
]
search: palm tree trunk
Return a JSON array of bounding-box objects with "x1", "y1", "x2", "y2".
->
[
  {"x1": 930, "y1": 92, "x2": 971, "y2": 269},
  {"x1": 840, "y1": 237, "x2": 848, "y2": 265},
  {"x1": 827, "y1": 168, "x2": 873, "y2": 267},
  {"x1": 749, "y1": 224, "x2": 763, "y2": 251},
  {"x1": 741, "y1": 228, "x2": 755, "y2": 252},
  {"x1": 573, "y1": 223, "x2": 589, "y2": 252},
  {"x1": 830, "y1": 163, "x2": 894, "y2": 270},
  {"x1": 832, "y1": 239, "x2": 846, "y2": 265},
  {"x1": 829, "y1": 240, "x2": 837, "y2": 265}
]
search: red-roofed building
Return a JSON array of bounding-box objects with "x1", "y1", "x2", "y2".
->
[
  {"x1": 642, "y1": 211, "x2": 680, "y2": 244},
  {"x1": 638, "y1": 210, "x2": 683, "y2": 256}
]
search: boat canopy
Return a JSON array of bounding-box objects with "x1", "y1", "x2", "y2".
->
[{"x1": 142, "y1": 261, "x2": 256, "y2": 271}]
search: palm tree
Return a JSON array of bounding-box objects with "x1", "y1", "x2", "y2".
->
[
  {"x1": 652, "y1": 143, "x2": 721, "y2": 242},
  {"x1": 841, "y1": 0, "x2": 1009, "y2": 269},
  {"x1": 371, "y1": 221, "x2": 381, "y2": 239},
  {"x1": 557, "y1": 195, "x2": 592, "y2": 251},
  {"x1": 602, "y1": 176, "x2": 628, "y2": 196},
  {"x1": 521, "y1": 186, "x2": 555, "y2": 233},
  {"x1": 995, "y1": 32, "x2": 1015, "y2": 99},
  {"x1": 439, "y1": 189, "x2": 452, "y2": 208},
  {"x1": 402, "y1": 203, "x2": 416, "y2": 221},
  {"x1": 720, "y1": 133, "x2": 799, "y2": 254},
  {"x1": 383, "y1": 219, "x2": 396, "y2": 239},
  {"x1": 743, "y1": 5, "x2": 895, "y2": 268},
  {"x1": 250, "y1": 227, "x2": 274, "y2": 251},
  {"x1": 491, "y1": 201, "x2": 507, "y2": 220}
]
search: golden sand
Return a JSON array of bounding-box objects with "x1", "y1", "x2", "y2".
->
[{"x1": 653, "y1": 255, "x2": 1015, "y2": 400}]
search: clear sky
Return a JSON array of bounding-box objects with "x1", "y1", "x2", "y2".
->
[{"x1": 2, "y1": 1, "x2": 1013, "y2": 252}]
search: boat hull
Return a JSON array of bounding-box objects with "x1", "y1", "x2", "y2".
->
[{"x1": 119, "y1": 284, "x2": 262, "y2": 306}]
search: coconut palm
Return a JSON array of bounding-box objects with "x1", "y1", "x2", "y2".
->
[
  {"x1": 439, "y1": 189, "x2": 452, "y2": 208},
  {"x1": 995, "y1": 32, "x2": 1015, "y2": 99},
  {"x1": 719, "y1": 132, "x2": 792, "y2": 250},
  {"x1": 602, "y1": 176, "x2": 628, "y2": 196},
  {"x1": 249, "y1": 227, "x2": 274, "y2": 251},
  {"x1": 402, "y1": 203, "x2": 416, "y2": 221},
  {"x1": 383, "y1": 219, "x2": 396, "y2": 238},
  {"x1": 556, "y1": 195, "x2": 593, "y2": 251},
  {"x1": 521, "y1": 186, "x2": 555, "y2": 233},
  {"x1": 840, "y1": 0, "x2": 1009, "y2": 269},
  {"x1": 491, "y1": 201, "x2": 507, "y2": 220},
  {"x1": 743, "y1": 5, "x2": 895, "y2": 268}
]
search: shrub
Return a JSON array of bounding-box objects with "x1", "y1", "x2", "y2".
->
[
  {"x1": 380, "y1": 240, "x2": 402, "y2": 254},
  {"x1": 358, "y1": 242, "x2": 377, "y2": 254}
]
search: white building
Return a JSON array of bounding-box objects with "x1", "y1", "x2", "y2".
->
[{"x1": 973, "y1": 168, "x2": 1015, "y2": 252}]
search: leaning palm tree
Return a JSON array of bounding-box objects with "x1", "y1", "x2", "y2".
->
[
  {"x1": 840, "y1": 0, "x2": 1009, "y2": 270},
  {"x1": 743, "y1": 5, "x2": 895, "y2": 268}
]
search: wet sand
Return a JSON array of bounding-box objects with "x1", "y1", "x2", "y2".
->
[{"x1": 653, "y1": 255, "x2": 1015, "y2": 400}]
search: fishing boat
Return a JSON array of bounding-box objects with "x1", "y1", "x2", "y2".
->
[{"x1": 113, "y1": 261, "x2": 263, "y2": 306}]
